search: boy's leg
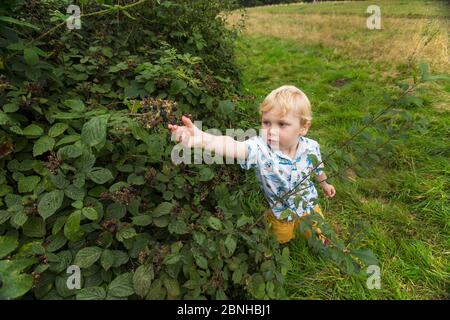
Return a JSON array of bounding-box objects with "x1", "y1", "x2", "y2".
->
[{"x1": 265, "y1": 208, "x2": 296, "y2": 244}]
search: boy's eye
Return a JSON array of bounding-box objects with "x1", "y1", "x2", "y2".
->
[
  {"x1": 262, "y1": 121, "x2": 270, "y2": 125},
  {"x1": 279, "y1": 123, "x2": 287, "y2": 127}
]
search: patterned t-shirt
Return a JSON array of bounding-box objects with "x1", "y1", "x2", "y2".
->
[{"x1": 238, "y1": 135, "x2": 325, "y2": 221}]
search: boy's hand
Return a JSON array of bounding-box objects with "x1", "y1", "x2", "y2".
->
[
  {"x1": 168, "y1": 115, "x2": 204, "y2": 148},
  {"x1": 320, "y1": 182, "x2": 336, "y2": 198}
]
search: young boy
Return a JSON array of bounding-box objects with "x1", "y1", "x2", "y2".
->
[{"x1": 167, "y1": 85, "x2": 336, "y2": 244}]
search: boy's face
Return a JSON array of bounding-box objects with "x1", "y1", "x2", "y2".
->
[{"x1": 261, "y1": 109, "x2": 310, "y2": 150}]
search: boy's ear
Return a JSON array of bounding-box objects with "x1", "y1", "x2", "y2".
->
[{"x1": 300, "y1": 122, "x2": 311, "y2": 136}]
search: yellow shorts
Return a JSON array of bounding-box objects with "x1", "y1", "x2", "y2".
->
[{"x1": 265, "y1": 204, "x2": 325, "y2": 244}]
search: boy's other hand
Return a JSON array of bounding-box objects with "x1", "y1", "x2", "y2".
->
[
  {"x1": 321, "y1": 183, "x2": 336, "y2": 198},
  {"x1": 168, "y1": 115, "x2": 204, "y2": 148}
]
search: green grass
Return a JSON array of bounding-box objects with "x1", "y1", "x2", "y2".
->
[
  {"x1": 232, "y1": 19, "x2": 449, "y2": 299},
  {"x1": 253, "y1": 0, "x2": 450, "y2": 19}
]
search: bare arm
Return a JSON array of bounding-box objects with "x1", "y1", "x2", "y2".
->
[
  {"x1": 201, "y1": 131, "x2": 248, "y2": 161},
  {"x1": 315, "y1": 171, "x2": 336, "y2": 198},
  {"x1": 168, "y1": 115, "x2": 248, "y2": 161},
  {"x1": 315, "y1": 172, "x2": 328, "y2": 185}
]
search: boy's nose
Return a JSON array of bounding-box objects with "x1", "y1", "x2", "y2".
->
[{"x1": 268, "y1": 128, "x2": 279, "y2": 138}]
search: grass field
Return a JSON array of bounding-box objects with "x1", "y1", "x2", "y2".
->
[{"x1": 227, "y1": 0, "x2": 449, "y2": 299}]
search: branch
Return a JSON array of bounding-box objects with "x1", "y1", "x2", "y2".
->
[{"x1": 33, "y1": 0, "x2": 149, "y2": 43}]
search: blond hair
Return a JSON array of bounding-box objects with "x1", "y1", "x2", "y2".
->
[{"x1": 259, "y1": 85, "x2": 312, "y2": 127}]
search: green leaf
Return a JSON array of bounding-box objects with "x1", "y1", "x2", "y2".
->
[
  {"x1": 12, "y1": 210, "x2": 28, "y2": 227},
  {"x1": 58, "y1": 144, "x2": 82, "y2": 159},
  {"x1": 164, "y1": 253, "x2": 181, "y2": 265},
  {"x1": 193, "y1": 232, "x2": 206, "y2": 245},
  {"x1": 426, "y1": 74, "x2": 450, "y2": 81},
  {"x1": 48, "y1": 123, "x2": 68, "y2": 138},
  {"x1": 198, "y1": 167, "x2": 214, "y2": 182},
  {"x1": 194, "y1": 253, "x2": 208, "y2": 270},
  {"x1": 116, "y1": 227, "x2": 136, "y2": 242},
  {"x1": 101, "y1": 47, "x2": 113, "y2": 58},
  {"x1": 65, "y1": 184, "x2": 85, "y2": 201},
  {"x1": 144, "y1": 81, "x2": 155, "y2": 93},
  {"x1": 49, "y1": 172, "x2": 69, "y2": 189},
  {"x1": 406, "y1": 95, "x2": 424, "y2": 108},
  {"x1": 64, "y1": 99, "x2": 85, "y2": 113},
  {"x1": 218, "y1": 99, "x2": 234, "y2": 115},
  {"x1": 124, "y1": 82, "x2": 140, "y2": 98},
  {"x1": 169, "y1": 79, "x2": 187, "y2": 95},
  {"x1": 23, "y1": 217, "x2": 46, "y2": 237},
  {"x1": 129, "y1": 120, "x2": 149, "y2": 145},
  {"x1": 38, "y1": 190, "x2": 64, "y2": 220},
  {"x1": 3, "y1": 103, "x2": 19, "y2": 113},
  {"x1": 236, "y1": 215, "x2": 252, "y2": 228},
  {"x1": 0, "y1": 234, "x2": 18, "y2": 259},
  {"x1": 76, "y1": 287, "x2": 106, "y2": 300},
  {"x1": 152, "y1": 202, "x2": 174, "y2": 217},
  {"x1": 24, "y1": 48, "x2": 39, "y2": 65},
  {"x1": 133, "y1": 264, "x2": 154, "y2": 298},
  {"x1": 64, "y1": 210, "x2": 84, "y2": 241},
  {"x1": 168, "y1": 219, "x2": 188, "y2": 235},
  {"x1": 127, "y1": 173, "x2": 145, "y2": 185},
  {"x1": 55, "y1": 134, "x2": 80, "y2": 147},
  {"x1": 145, "y1": 278, "x2": 166, "y2": 300},
  {"x1": 74, "y1": 247, "x2": 103, "y2": 268},
  {"x1": 23, "y1": 124, "x2": 44, "y2": 136},
  {"x1": 0, "y1": 16, "x2": 40, "y2": 30},
  {"x1": 18, "y1": 175, "x2": 40, "y2": 193},
  {"x1": 100, "y1": 249, "x2": 114, "y2": 271},
  {"x1": 46, "y1": 232, "x2": 67, "y2": 253},
  {"x1": 224, "y1": 235, "x2": 237, "y2": 255},
  {"x1": 87, "y1": 167, "x2": 113, "y2": 184},
  {"x1": 81, "y1": 116, "x2": 108, "y2": 147},
  {"x1": 112, "y1": 250, "x2": 129, "y2": 268},
  {"x1": 82, "y1": 207, "x2": 98, "y2": 220},
  {"x1": 109, "y1": 62, "x2": 128, "y2": 73},
  {"x1": 74, "y1": 151, "x2": 96, "y2": 172},
  {"x1": 131, "y1": 215, "x2": 152, "y2": 226},
  {"x1": 162, "y1": 276, "x2": 180, "y2": 298},
  {"x1": 152, "y1": 216, "x2": 169, "y2": 228},
  {"x1": 208, "y1": 216, "x2": 222, "y2": 231},
  {"x1": 419, "y1": 62, "x2": 429, "y2": 80},
  {"x1": 0, "y1": 258, "x2": 36, "y2": 299},
  {"x1": 33, "y1": 136, "x2": 55, "y2": 157},
  {"x1": 108, "y1": 273, "x2": 134, "y2": 297},
  {"x1": 105, "y1": 203, "x2": 126, "y2": 219},
  {"x1": 350, "y1": 248, "x2": 378, "y2": 266}
]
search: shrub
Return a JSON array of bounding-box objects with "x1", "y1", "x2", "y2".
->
[{"x1": 0, "y1": 0, "x2": 290, "y2": 300}]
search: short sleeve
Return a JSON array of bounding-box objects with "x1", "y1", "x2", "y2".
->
[
  {"x1": 238, "y1": 136, "x2": 260, "y2": 170},
  {"x1": 312, "y1": 143, "x2": 325, "y2": 176}
]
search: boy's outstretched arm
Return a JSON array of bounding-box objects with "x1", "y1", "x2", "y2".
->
[{"x1": 167, "y1": 115, "x2": 248, "y2": 161}]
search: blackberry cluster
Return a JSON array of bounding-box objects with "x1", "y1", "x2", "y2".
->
[
  {"x1": 44, "y1": 151, "x2": 63, "y2": 175},
  {"x1": 99, "y1": 187, "x2": 137, "y2": 205},
  {"x1": 134, "y1": 97, "x2": 178, "y2": 128}
]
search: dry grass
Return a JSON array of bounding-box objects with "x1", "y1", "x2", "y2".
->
[{"x1": 226, "y1": 11, "x2": 449, "y2": 73}]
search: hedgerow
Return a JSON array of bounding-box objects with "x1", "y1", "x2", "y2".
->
[{"x1": 0, "y1": 0, "x2": 294, "y2": 300}]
